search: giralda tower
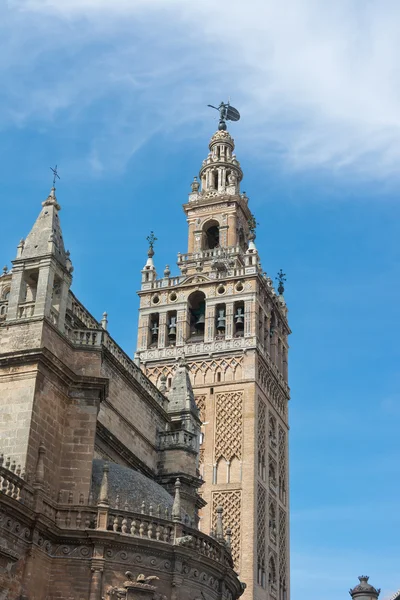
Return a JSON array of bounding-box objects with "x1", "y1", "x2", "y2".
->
[{"x1": 136, "y1": 109, "x2": 291, "y2": 600}]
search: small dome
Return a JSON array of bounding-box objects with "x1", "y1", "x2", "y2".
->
[
  {"x1": 349, "y1": 576, "x2": 381, "y2": 599},
  {"x1": 91, "y1": 459, "x2": 182, "y2": 515},
  {"x1": 209, "y1": 130, "x2": 235, "y2": 148}
]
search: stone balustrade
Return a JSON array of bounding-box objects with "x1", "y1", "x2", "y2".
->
[
  {"x1": 158, "y1": 429, "x2": 196, "y2": 451},
  {"x1": 0, "y1": 456, "x2": 234, "y2": 574},
  {"x1": 17, "y1": 301, "x2": 35, "y2": 319}
]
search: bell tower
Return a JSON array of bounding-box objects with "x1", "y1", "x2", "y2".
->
[{"x1": 136, "y1": 117, "x2": 291, "y2": 600}]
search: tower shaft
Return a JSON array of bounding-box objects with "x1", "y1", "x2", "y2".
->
[{"x1": 136, "y1": 129, "x2": 291, "y2": 600}]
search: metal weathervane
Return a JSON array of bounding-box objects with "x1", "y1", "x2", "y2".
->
[
  {"x1": 207, "y1": 101, "x2": 241, "y2": 131},
  {"x1": 50, "y1": 165, "x2": 60, "y2": 188}
]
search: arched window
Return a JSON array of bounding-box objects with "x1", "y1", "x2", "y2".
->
[
  {"x1": 269, "y1": 556, "x2": 277, "y2": 586},
  {"x1": 188, "y1": 291, "x2": 206, "y2": 340},
  {"x1": 203, "y1": 220, "x2": 220, "y2": 250}
]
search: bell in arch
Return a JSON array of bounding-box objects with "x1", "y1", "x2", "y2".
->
[
  {"x1": 235, "y1": 307, "x2": 244, "y2": 325},
  {"x1": 150, "y1": 321, "x2": 159, "y2": 342},
  {"x1": 168, "y1": 316, "x2": 177, "y2": 338},
  {"x1": 217, "y1": 308, "x2": 226, "y2": 331},
  {"x1": 196, "y1": 313, "x2": 205, "y2": 326}
]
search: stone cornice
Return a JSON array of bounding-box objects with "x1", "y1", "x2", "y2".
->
[{"x1": 0, "y1": 347, "x2": 108, "y2": 400}]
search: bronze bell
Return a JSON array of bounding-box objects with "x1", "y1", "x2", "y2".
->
[
  {"x1": 196, "y1": 313, "x2": 205, "y2": 326},
  {"x1": 151, "y1": 322, "x2": 159, "y2": 336},
  {"x1": 169, "y1": 316, "x2": 177, "y2": 337},
  {"x1": 235, "y1": 307, "x2": 244, "y2": 324},
  {"x1": 217, "y1": 309, "x2": 226, "y2": 330}
]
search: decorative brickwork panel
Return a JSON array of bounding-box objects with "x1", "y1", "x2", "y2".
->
[
  {"x1": 212, "y1": 490, "x2": 241, "y2": 569},
  {"x1": 257, "y1": 397, "x2": 266, "y2": 480},
  {"x1": 278, "y1": 507, "x2": 287, "y2": 578},
  {"x1": 257, "y1": 483, "x2": 266, "y2": 566},
  {"x1": 278, "y1": 425, "x2": 287, "y2": 505},
  {"x1": 257, "y1": 358, "x2": 288, "y2": 418},
  {"x1": 195, "y1": 395, "x2": 206, "y2": 422},
  {"x1": 269, "y1": 497, "x2": 277, "y2": 546},
  {"x1": 215, "y1": 391, "x2": 243, "y2": 462}
]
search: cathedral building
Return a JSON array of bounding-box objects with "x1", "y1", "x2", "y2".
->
[{"x1": 0, "y1": 118, "x2": 289, "y2": 600}]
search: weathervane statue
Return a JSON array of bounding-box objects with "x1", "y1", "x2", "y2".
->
[{"x1": 207, "y1": 101, "x2": 240, "y2": 131}]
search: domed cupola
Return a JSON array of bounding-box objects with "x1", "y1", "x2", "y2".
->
[{"x1": 349, "y1": 576, "x2": 381, "y2": 600}]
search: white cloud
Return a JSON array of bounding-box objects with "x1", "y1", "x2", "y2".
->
[{"x1": 3, "y1": 0, "x2": 400, "y2": 178}]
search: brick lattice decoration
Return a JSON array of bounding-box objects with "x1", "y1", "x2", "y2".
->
[
  {"x1": 214, "y1": 391, "x2": 243, "y2": 462},
  {"x1": 212, "y1": 490, "x2": 242, "y2": 569}
]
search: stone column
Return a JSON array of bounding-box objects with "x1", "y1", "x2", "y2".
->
[
  {"x1": 89, "y1": 564, "x2": 104, "y2": 600},
  {"x1": 57, "y1": 273, "x2": 71, "y2": 332},
  {"x1": 225, "y1": 303, "x2": 234, "y2": 340},
  {"x1": 158, "y1": 312, "x2": 168, "y2": 349},
  {"x1": 205, "y1": 304, "x2": 215, "y2": 342},
  {"x1": 176, "y1": 308, "x2": 188, "y2": 347},
  {"x1": 34, "y1": 261, "x2": 55, "y2": 317},
  {"x1": 138, "y1": 315, "x2": 150, "y2": 350},
  {"x1": 6, "y1": 266, "x2": 24, "y2": 320},
  {"x1": 227, "y1": 213, "x2": 237, "y2": 246},
  {"x1": 244, "y1": 300, "x2": 253, "y2": 338}
]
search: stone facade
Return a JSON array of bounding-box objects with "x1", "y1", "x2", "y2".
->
[
  {"x1": 0, "y1": 186, "x2": 244, "y2": 599},
  {"x1": 135, "y1": 129, "x2": 291, "y2": 600}
]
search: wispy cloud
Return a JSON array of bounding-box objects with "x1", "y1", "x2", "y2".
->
[{"x1": 4, "y1": 0, "x2": 400, "y2": 178}]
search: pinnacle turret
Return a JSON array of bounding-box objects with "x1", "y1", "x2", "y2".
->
[{"x1": 21, "y1": 186, "x2": 67, "y2": 267}]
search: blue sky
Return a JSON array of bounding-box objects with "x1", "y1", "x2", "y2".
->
[{"x1": 1, "y1": 1, "x2": 400, "y2": 598}]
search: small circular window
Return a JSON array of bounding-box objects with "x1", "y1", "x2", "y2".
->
[
  {"x1": 169, "y1": 292, "x2": 177, "y2": 302},
  {"x1": 235, "y1": 281, "x2": 244, "y2": 292},
  {"x1": 152, "y1": 295, "x2": 160, "y2": 305},
  {"x1": 217, "y1": 285, "x2": 226, "y2": 295}
]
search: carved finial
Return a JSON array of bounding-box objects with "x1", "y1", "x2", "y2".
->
[
  {"x1": 172, "y1": 478, "x2": 181, "y2": 522},
  {"x1": 215, "y1": 506, "x2": 224, "y2": 541},
  {"x1": 191, "y1": 176, "x2": 200, "y2": 193},
  {"x1": 35, "y1": 443, "x2": 46, "y2": 486},
  {"x1": 164, "y1": 264, "x2": 171, "y2": 278},
  {"x1": 2, "y1": 266, "x2": 8, "y2": 275},
  {"x1": 225, "y1": 527, "x2": 232, "y2": 551},
  {"x1": 98, "y1": 463, "x2": 109, "y2": 506},
  {"x1": 276, "y1": 269, "x2": 287, "y2": 296},
  {"x1": 101, "y1": 312, "x2": 108, "y2": 330},
  {"x1": 5, "y1": 456, "x2": 11, "y2": 469},
  {"x1": 10, "y1": 460, "x2": 16, "y2": 473}
]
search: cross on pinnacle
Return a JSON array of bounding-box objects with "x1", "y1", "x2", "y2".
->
[
  {"x1": 50, "y1": 165, "x2": 60, "y2": 188},
  {"x1": 276, "y1": 269, "x2": 287, "y2": 296},
  {"x1": 146, "y1": 231, "x2": 157, "y2": 251}
]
